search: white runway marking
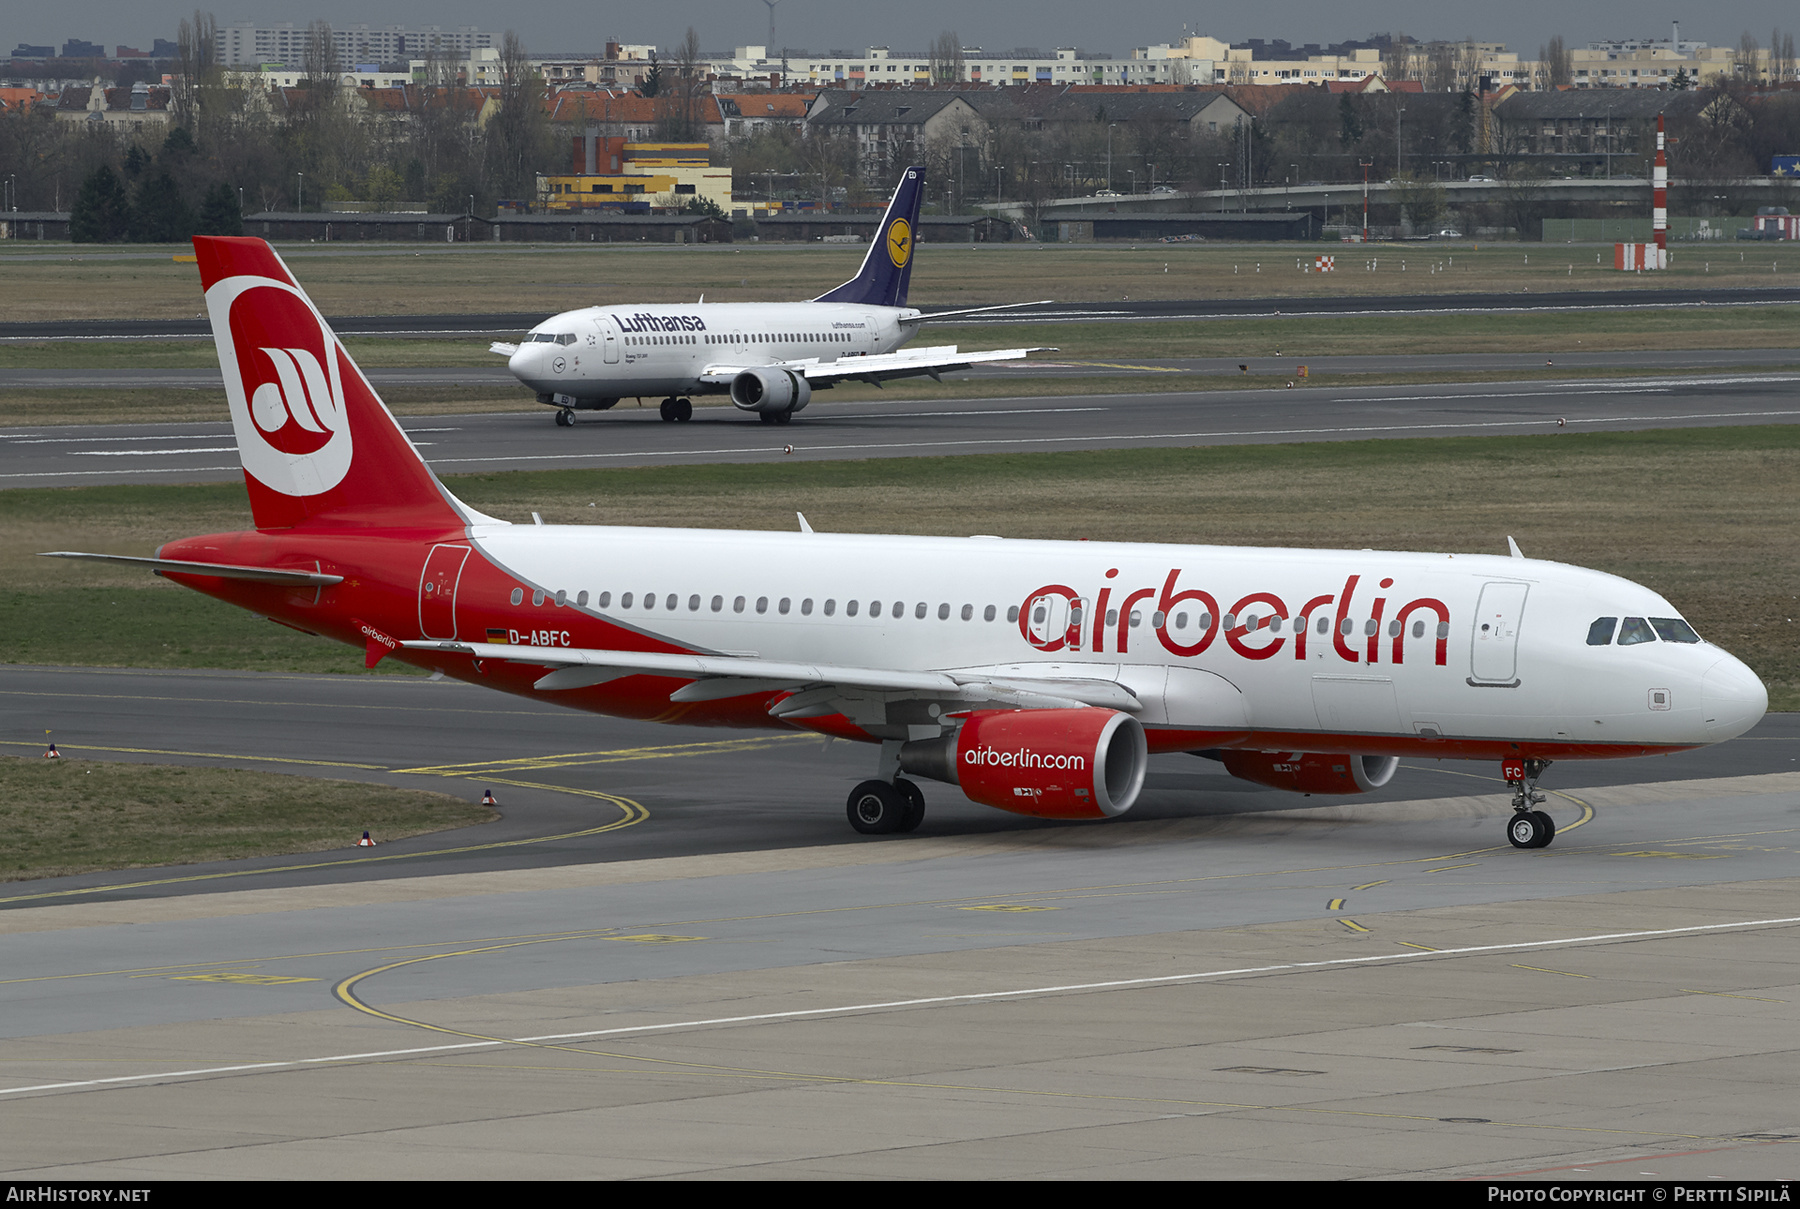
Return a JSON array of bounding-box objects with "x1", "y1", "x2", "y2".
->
[{"x1": 5, "y1": 913, "x2": 1797, "y2": 1099}]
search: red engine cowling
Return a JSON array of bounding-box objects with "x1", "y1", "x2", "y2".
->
[
  {"x1": 899, "y1": 708, "x2": 1147, "y2": 819},
  {"x1": 1219, "y1": 751, "x2": 1400, "y2": 795}
]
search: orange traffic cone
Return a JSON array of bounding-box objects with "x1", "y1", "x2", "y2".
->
[
  {"x1": 357, "y1": 830, "x2": 376, "y2": 847},
  {"x1": 481, "y1": 789, "x2": 497, "y2": 806},
  {"x1": 43, "y1": 742, "x2": 60, "y2": 759}
]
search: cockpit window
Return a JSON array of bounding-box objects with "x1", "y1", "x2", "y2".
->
[
  {"x1": 1617, "y1": 617, "x2": 1657, "y2": 646},
  {"x1": 1650, "y1": 617, "x2": 1701, "y2": 644},
  {"x1": 529, "y1": 332, "x2": 558, "y2": 342},
  {"x1": 1586, "y1": 617, "x2": 1618, "y2": 646}
]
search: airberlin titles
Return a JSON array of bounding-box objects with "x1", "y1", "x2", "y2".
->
[{"x1": 1018, "y1": 570, "x2": 1452, "y2": 666}]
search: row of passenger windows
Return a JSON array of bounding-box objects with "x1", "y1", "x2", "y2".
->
[
  {"x1": 1586, "y1": 616, "x2": 1701, "y2": 646},
  {"x1": 625, "y1": 332, "x2": 856, "y2": 347},
  {"x1": 511, "y1": 585, "x2": 1016, "y2": 621},
  {"x1": 501, "y1": 585, "x2": 1450, "y2": 640},
  {"x1": 1058, "y1": 605, "x2": 1449, "y2": 639}
]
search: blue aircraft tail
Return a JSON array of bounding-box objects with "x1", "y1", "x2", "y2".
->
[{"x1": 812, "y1": 165, "x2": 924, "y2": 307}]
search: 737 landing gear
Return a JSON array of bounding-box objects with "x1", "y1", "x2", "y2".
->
[
  {"x1": 554, "y1": 407, "x2": 575, "y2": 427},
  {"x1": 846, "y1": 778, "x2": 925, "y2": 835},
  {"x1": 1503, "y1": 757, "x2": 1556, "y2": 849},
  {"x1": 658, "y1": 397, "x2": 693, "y2": 423},
  {"x1": 757, "y1": 408, "x2": 793, "y2": 425}
]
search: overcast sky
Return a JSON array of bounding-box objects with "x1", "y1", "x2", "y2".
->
[{"x1": 9, "y1": 2, "x2": 1794, "y2": 62}]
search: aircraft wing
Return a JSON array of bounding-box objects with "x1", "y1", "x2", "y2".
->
[
  {"x1": 698, "y1": 345, "x2": 1053, "y2": 389},
  {"x1": 400, "y1": 639, "x2": 1140, "y2": 718}
]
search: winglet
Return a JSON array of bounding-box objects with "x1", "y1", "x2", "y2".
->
[
  {"x1": 1507, "y1": 536, "x2": 1525, "y2": 559},
  {"x1": 797, "y1": 512, "x2": 814, "y2": 534}
]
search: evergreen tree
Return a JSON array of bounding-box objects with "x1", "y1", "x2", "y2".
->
[
  {"x1": 130, "y1": 170, "x2": 195, "y2": 242},
  {"x1": 70, "y1": 165, "x2": 132, "y2": 243},
  {"x1": 196, "y1": 182, "x2": 244, "y2": 236}
]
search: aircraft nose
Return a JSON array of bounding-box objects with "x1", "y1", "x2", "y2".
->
[{"x1": 1701, "y1": 655, "x2": 1768, "y2": 742}]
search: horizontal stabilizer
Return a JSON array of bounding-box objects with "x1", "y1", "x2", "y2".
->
[{"x1": 40, "y1": 551, "x2": 343, "y2": 585}]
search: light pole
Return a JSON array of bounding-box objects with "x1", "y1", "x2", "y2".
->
[
  {"x1": 1396, "y1": 106, "x2": 1405, "y2": 176},
  {"x1": 994, "y1": 163, "x2": 1004, "y2": 205},
  {"x1": 296, "y1": 171, "x2": 304, "y2": 212},
  {"x1": 1106, "y1": 123, "x2": 1117, "y2": 190},
  {"x1": 1217, "y1": 162, "x2": 1226, "y2": 213}
]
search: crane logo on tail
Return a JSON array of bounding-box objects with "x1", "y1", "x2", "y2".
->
[
  {"x1": 207, "y1": 276, "x2": 354, "y2": 496},
  {"x1": 886, "y1": 218, "x2": 912, "y2": 268}
]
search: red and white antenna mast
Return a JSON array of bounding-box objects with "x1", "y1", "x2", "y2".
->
[{"x1": 1653, "y1": 112, "x2": 1668, "y2": 268}]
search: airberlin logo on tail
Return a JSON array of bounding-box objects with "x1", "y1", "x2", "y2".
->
[{"x1": 207, "y1": 276, "x2": 354, "y2": 498}]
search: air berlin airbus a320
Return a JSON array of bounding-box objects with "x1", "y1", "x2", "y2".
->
[{"x1": 50, "y1": 237, "x2": 1767, "y2": 846}]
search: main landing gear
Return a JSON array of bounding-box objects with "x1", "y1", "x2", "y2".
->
[
  {"x1": 1504, "y1": 757, "x2": 1556, "y2": 849},
  {"x1": 757, "y1": 407, "x2": 793, "y2": 425},
  {"x1": 554, "y1": 407, "x2": 576, "y2": 427},
  {"x1": 658, "y1": 397, "x2": 693, "y2": 423},
  {"x1": 846, "y1": 778, "x2": 925, "y2": 836}
]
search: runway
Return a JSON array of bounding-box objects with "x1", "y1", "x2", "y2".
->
[
  {"x1": 4, "y1": 284, "x2": 1799, "y2": 340},
  {"x1": 5, "y1": 367, "x2": 1800, "y2": 488},
  {"x1": 0, "y1": 660, "x2": 1796, "y2": 1176}
]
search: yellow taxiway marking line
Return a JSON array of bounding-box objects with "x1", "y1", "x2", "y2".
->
[
  {"x1": 1426, "y1": 862, "x2": 1481, "y2": 873},
  {"x1": 1337, "y1": 919, "x2": 1369, "y2": 933},
  {"x1": 15, "y1": 912, "x2": 1800, "y2": 1111},
  {"x1": 1511, "y1": 964, "x2": 1591, "y2": 978},
  {"x1": 960, "y1": 904, "x2": 1059, "y2": 913},
  {"x1": 1350, "y1": 881, "x2": 1388, "y2": 891},
  {"x1": 396, "y1": 735, "x2": 813, "y2": 776},
  {"x1": 1327, "y1": 898, "x2": 1346, "y2": 910},
  {"x1": 1608, "y1": 850, "x2": 1727, "y2": 860},
  {"x1": 1678, "y1": 989, "x2": 1784, "y2": 1002},
  {"x1": 1064, "y1": 360, "x2": 1185, "y2": 373},
  {"x1": 0, "y1": 778, "x2": 647, "y2": 906},
  {"x1": 1397, "y1": 942, "x2": 1439, "y2": 952},
  {"x1": 0, "y1": 738, "x2": 385, "y2": 771}
]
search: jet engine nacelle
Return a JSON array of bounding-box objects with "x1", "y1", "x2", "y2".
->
[
  {"x1": 898, "y1": 708, "x2": 1147, "y2": 820},
  {"x1": 730, "y1": 367, "x2": 812, "y2": 414},
  {"x1": 1219, "y1": 751, "x2": 1400, "y2": 795}
]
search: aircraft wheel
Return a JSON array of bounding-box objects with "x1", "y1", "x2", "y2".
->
[
  {"x1": 774, "y1": 408, "x2": 793, "y2": 425},
  {"x1": 555, "y1": 408, "x2": 574, "y2": 427},
  {"x1": 673, "y1": 397, "x2": 693, "y2": 422},
  {"x1": 846, "y1": 780, "x2": 906, "y2": 835},
  {"x1": 758, "y1": 410, "x2": 779, "y2": 424},
  {"x1": 1529, "y1": 810, "x2": 1556, "y2": 848},
  {"x1": 1507, "y1": 811, "x2": 1549, "y2": 849},
  {"x1": 894, "y1": 778, "x2": 926, "y2": 833},
  {"x1": 658, "y1": 399, "x2": 675, "y2": 422}
]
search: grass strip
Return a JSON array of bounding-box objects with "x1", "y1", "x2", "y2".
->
[{"x1": 0, "y1": 755, "x2": 491, "y2": 882}]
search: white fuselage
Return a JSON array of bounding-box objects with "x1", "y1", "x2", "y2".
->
[
  {"x1": 455, "y1": 525, "x2": 1766, "y2": 755},
  {"x1": 509, "y1": 302, "x2": 919, "y2": 403}
]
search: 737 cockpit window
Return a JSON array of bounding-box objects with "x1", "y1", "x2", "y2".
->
[
  {"x1": 1650, "y1": 617, "x2": 1701, "y2": 643},
  {"x1": 1617, "y1": 617, "x2": 1657, "y2": 646},
  {"x1": 1587, "y1": 617, "x2": 1618, "y2": 645}
]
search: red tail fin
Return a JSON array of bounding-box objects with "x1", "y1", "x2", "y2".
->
[{"x1": 194, "y1": 236, "x2": 468, "y2": 532}]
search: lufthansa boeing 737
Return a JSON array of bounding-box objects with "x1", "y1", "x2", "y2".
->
[
  {"x1": 494, "y1": 165, "x2": 1050, "y2": 425},
  {"x1": 43, "y1": 236, "x2": 1770, "y2": 846}
]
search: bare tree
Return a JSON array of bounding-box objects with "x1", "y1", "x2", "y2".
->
[
  {"x1": 486, "y1": 30, "x2": 550, "y2": 206},
  {"x1": 928, "y1": 31, "x2": 964, "y2": 85},
  {"x1": 1736, "y1": 31, "x2": 1761, "y2": 81},
  {"x1": 172, "y1": 10, "x2": 218, "y2": 133},
  {"x1": 1540, "y1": 36, "x2": 1572, "y2": 88},
  {"x1": 1382, "y1": 33, "x2": 1414, "y2": 83}
]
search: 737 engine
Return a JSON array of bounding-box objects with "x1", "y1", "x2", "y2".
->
[
  {"x1": 730, "y1": 367, "x2": 812, "y2": 414},
  {"x1": 1217, "y1": 751, "x2": 1400, "y2": 795},
  {"x1": 898, "y1": 708, "x2": 1147, "y2": 819}
]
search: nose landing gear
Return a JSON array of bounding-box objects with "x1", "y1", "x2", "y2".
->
[{"x1": 1503, "y1": 757, "x2": 1556, "y2": 848}]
